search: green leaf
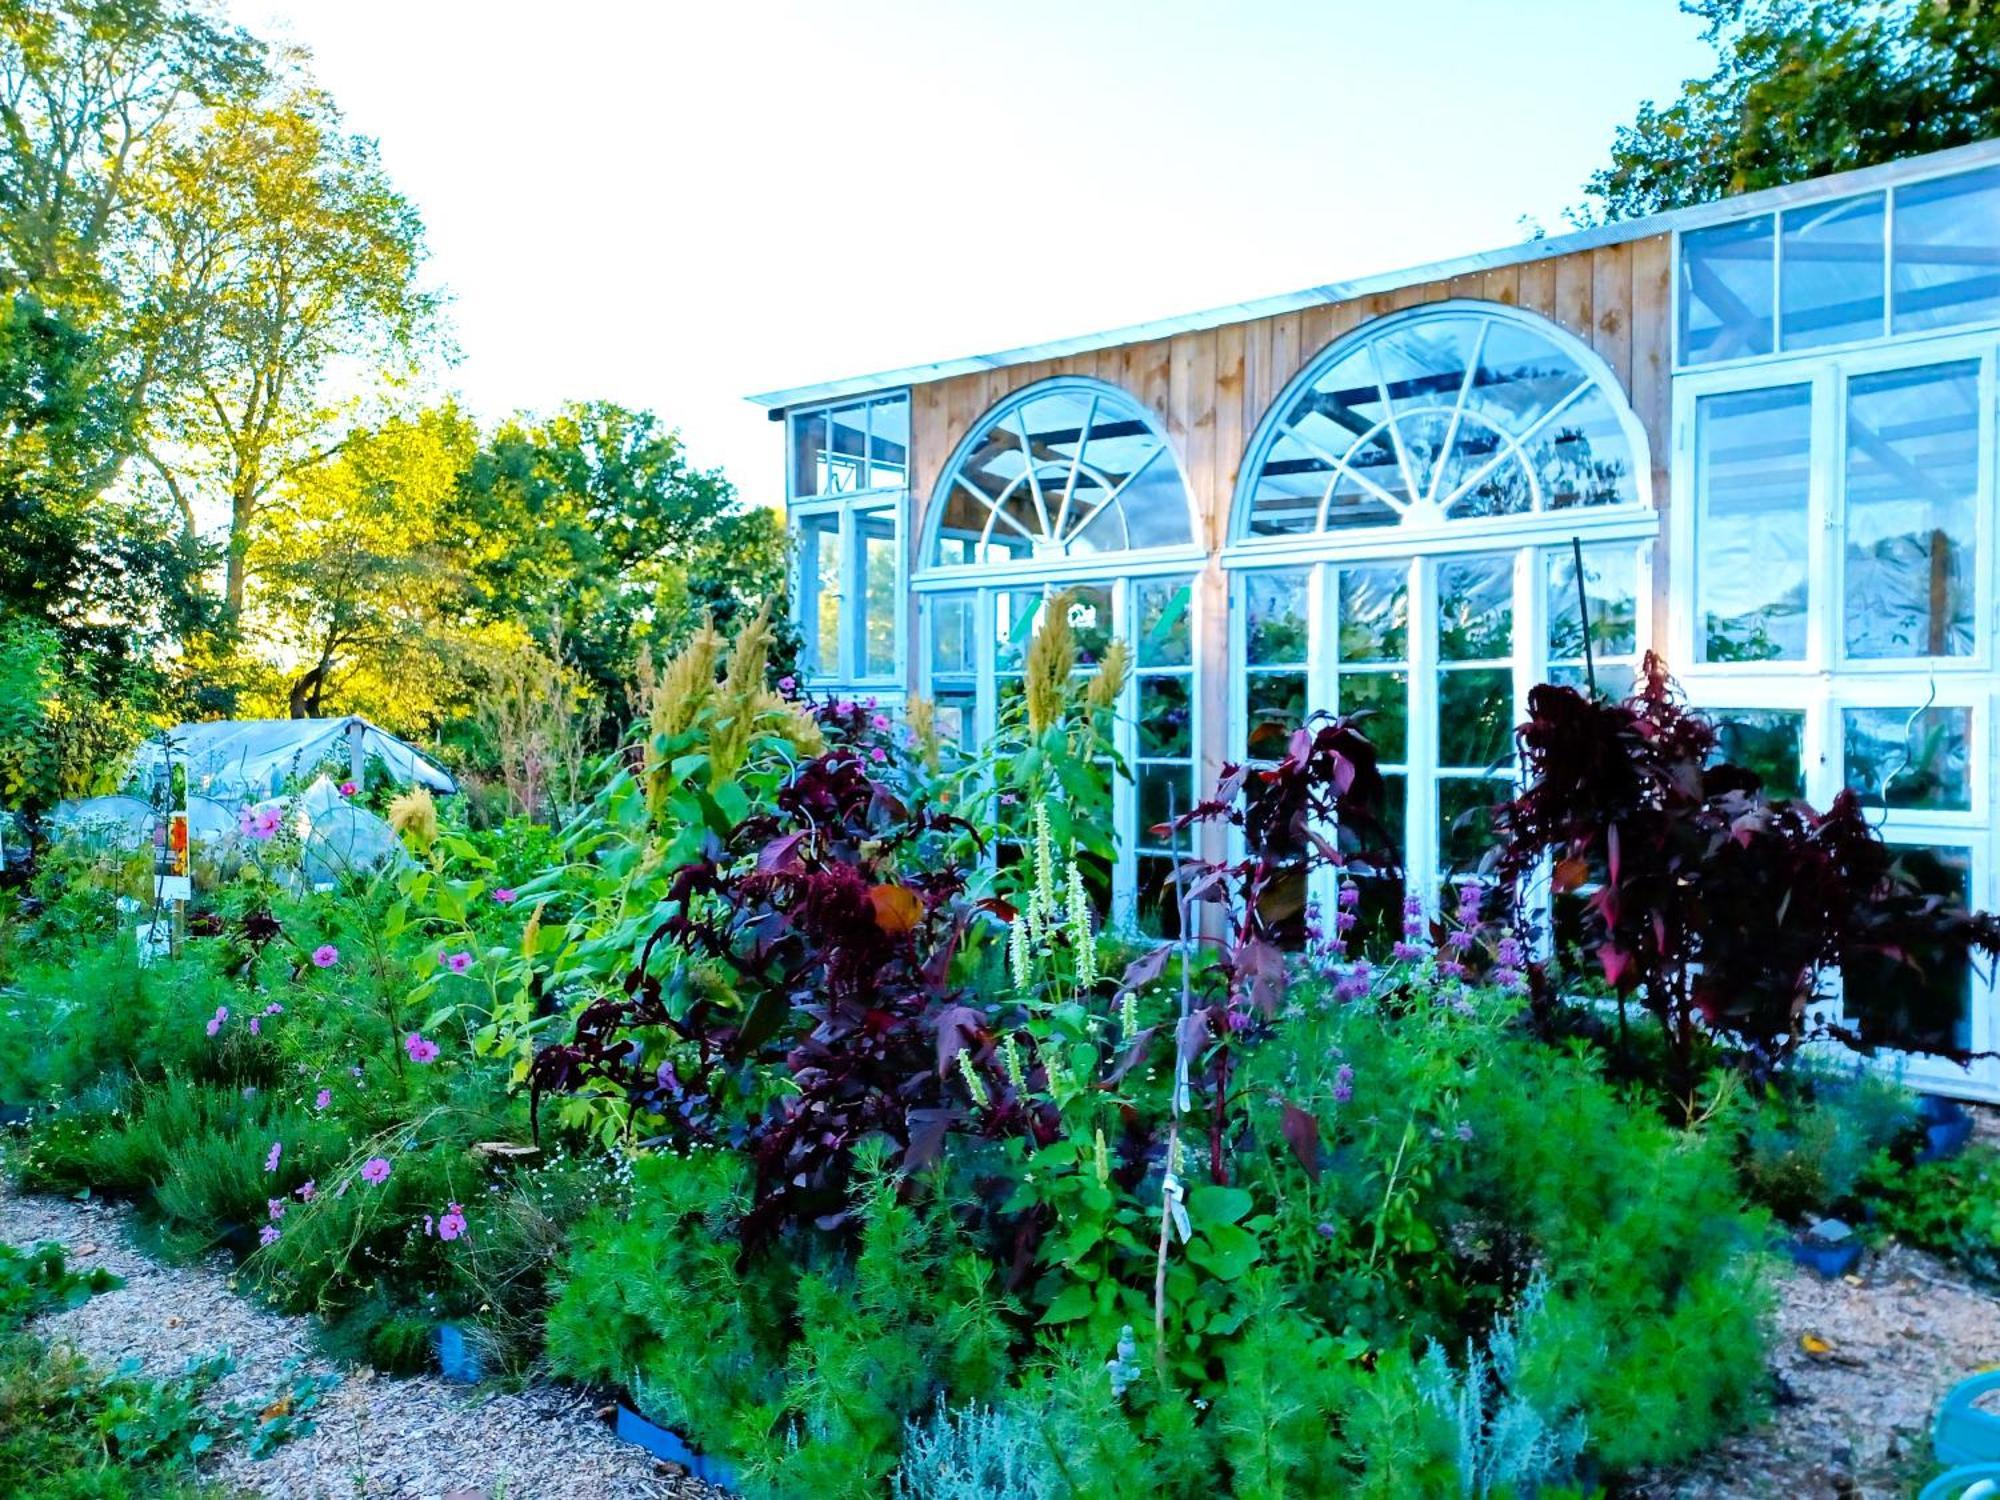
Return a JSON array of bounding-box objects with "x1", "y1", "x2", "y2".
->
[
  {"x1": 1041, "y1": 1280, "x2": 1095, "y2": 1324},
  {"x1": 1187, "y1": 1184, "x2": 1254, "y2": 1227},
  {"x1": 1187, "y1": 1221, "x2": 1261, "y2": 1281}
]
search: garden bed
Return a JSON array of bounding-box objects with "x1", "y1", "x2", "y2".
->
[{"x1": 0, "y1": 1184, "x2": 724, "y2": 1499}]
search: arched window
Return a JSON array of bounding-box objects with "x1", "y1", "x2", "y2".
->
[
  {"x1": 1238, "y1": 304, "x2": 1648, "y2": 539},
  {"x1": 918, "y1": 379, "x2": 1201, "y2": 934},
  {"x1": 927, "y1": 380, "x2": 1194, "y2": 567}
]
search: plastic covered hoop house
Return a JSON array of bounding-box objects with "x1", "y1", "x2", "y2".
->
[{"x1": 128, "y1": 717, "x2": 456, "y2": 806}]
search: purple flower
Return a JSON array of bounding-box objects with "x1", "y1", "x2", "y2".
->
[
  {"x1": 1332, "y1": 1064, "x2": 1355, "y2": 1104},
  {"x1": 215, "y1": 1006, "x2": 229, "y2": 1023},
  {"x1": 264, "y1": 1140, "x2": 282, "y2": 1174},
  {"x1": 264, "y1": 1002, "x2": 282, "y2": 1016},
  {"x1": 360, "y1": 1157, "x2": 392, "y2": 1186},
  {"x1": 1391, "y1": 941, "x2": 1424, "y2": 963},
  {"x1": 778, "y1": 675, "x2": 796, "y2": 694},
  {"x1": 1495, "y1": 936, "x2": 1525, "y2": 969},
  {"x1": 205, "y1": 1017, "x2": 222, "y2": 1037},
  {"x1": 267, "y1": 1197, "x2": 286, "y2": 1222},
  {"x1": 835, "y1": 699, "x2": 855, "y2": 716},
  {"x1": 441, "y1": 951, "x2": 472, "y2": 974},
  {"x1": 1401, "y1": 891, "x2": 1424, "y2": 918},
  {"x1": 1223, "y1": 1005, "x2": 1251, "y2": 1033},
  {"x1": 259, "y1": 1224, "x2": 281, "y2": 1247},
  {"x1": 297, "y1": 1179, "x2": 317, "y2": 1203},
  {"x1": 338, "y1": 780, "x2": 358, "y2": 797},
  {"x1": 1455, "y1": 880, "x2": 1482, "y2": 919},
  {"x1": 1495, "y1": 966, "x2": 1527, "y2": 994},
  {"x1": 1456, "y1": 1122, "x2": 1475, "y2": 1142},
  {"x1": 491, "y1": 888, "x2": 517, "y2": 905},
  {"x1": 1446, "y1": 928, "x2": 1476, "y2": 952},
  {"x1": 864, "y1": 696, "x2": 878, "y2": 710},
  {"x1": 1334, "y1": 909, "x2": 1358, "y2": 935},
  {"x1": 1337, "y1": 882, "x2": 1361, "y2": 910},
  {"x1": 314, "y1": 1088, "x2": 332, "y2": 1110},
  {"x1": 404, "y1": 1033, "x2": 440, "y2": 1064},
  {"x1": 1436, "y1": 959, "x2": 1468, "y2": 981},
  {"x1": 248, "y1": 1016, "x2": 261, "y2": 1036},
  {"x1": 869, "y1": 747, "x2": 886, "y2": 764},
  {"x1": 311, "y1": 944, "x2": 339, "y2": 968},
  {"x1": 437, "y1": 1202, "x2": 468, "y2": 1242},
  {"x1": 870, "y1": 713, "x2": 890, "y2": 731}
]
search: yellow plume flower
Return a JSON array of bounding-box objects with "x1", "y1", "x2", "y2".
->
[{"x1": 387, "y1": 786, "x2": 438, "y2": 853}]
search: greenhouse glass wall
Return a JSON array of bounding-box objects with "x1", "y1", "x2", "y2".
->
[{"x1": 751, "y1": 138, "x2": 2000, "y2": 1099}]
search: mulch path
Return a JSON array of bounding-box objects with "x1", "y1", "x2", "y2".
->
[{"x1": 0, "y1": 1184, "x2": 726, "y2": 1499}]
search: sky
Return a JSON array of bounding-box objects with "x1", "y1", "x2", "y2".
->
[{"x1": 225, "y1": 0, "x2": 1714, "y2": 508}]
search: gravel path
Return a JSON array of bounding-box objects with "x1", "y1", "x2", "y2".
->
[
  {"x1": 0, "y1": 1185, "x2": 726, "y2": 1500},
  {"x1": 1641, "y1": 1241, "x2": 2000, "y2": 1498}
]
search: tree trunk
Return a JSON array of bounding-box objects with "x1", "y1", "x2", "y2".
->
[{"x1": 288, "y1": 661, "x2": 328, "y2": 719}]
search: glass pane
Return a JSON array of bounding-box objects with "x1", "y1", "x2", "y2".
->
[
  {"x1": 823, "y1": 405, "x2": 869, "y2": 494},
  {"x1": 1706, "y1": 708, "x2": 1805, "y2": 800},
  {"x1": 1437, "y1": 555, "x2": 1513, "y2": 661},
  {"x1": 1893, "y1": 164, "x2": 2000, "y2": 335},
  {"x1": 1139, "y1": 675, "x2": 1193, "y2": 758},
  {"x1": 1339, "y1": 670, "x2": 1407, "y2": 764},
  {"x1": 1843, "y1": 706, "x2": 1972, "y2": 812},
  {"x1": 1844, "y1": 361, "x2": 1979, "y2": 659},
  {"x1": 1547, "y1": 544, "x2": 1638, "y2": 661},
  {"x1": 1246, "y1": 671, "x2": 1307, "y2": 759},
  {"x1": 1065, "y1": 584, "x2": 1114, "y2": 667},
  {"x1": 791, "y1": 410, "x2": 829, "y2": 499},
  {"x1": 927, "y1": 592, "x2": 976, "y2": 681},
  {"x1": 1134, "y1": 577, "x2": 1194, "y2": 668},
  {"x1": 1781, "y1": 193, "x2": 1886, "y2": 349},
  {"x1": 1287, "y1": 349, "x2": 1387, "y2": 471},
  {"x1": 868, "y1": 395, "x2": 909, "y2": 489},
  {"x1": 1437, "y1": 421, "x2": 1534, "y2": 519},
  {"x1": 1373, "y1": 316, "x2": 1481, "y2": 503},
  {"x1": 995, "y1": 588, "x2": 1043, "y2": 672},
  {"x1": 1249, "y1": 430, "x2": 1334, "y2": 536},
  {"x1": 1138, "y1": 761, "x2": 1192, "y2": 848},
  {"x1": 1438, "y1": 668, "x2": 1514, "y2": 769},
  {"x1": 1376, "y1": 773, "x2": 1406, "y2": 872},
  {"x1": 1136, "y1": 853, "x2": 1184, "y2": 940},
  {"x1": 1694, "y1": 385, "x2": 1811, "y2": 663},
  {"x1": 800, "y1": 513, "x2": 841, "y2": 678},
  {"x1": 1549, "y1": 662, "x2": 1635, "y2": 701},
  {"x1": 934, "y1": 688, "x2": 977, "y2": 750},
  {"x1": 1246, "y1": 571, "x2": 1309, "y2": 666},
  {"x1": 859, "y1": 514, "x2": 897, "y2": 677},
  {"x1": 1680, "y1": 215, "x2": 1775, "y2": 365},
  {"x1": 1531, "y1": 386, "x2": 1640, "y2": 511},
  {"x1": 1439, "y1": 778, "x2": 1509, "y2": 875},
  {"x1": 1337, "y1": 564, "x2": 1409, "y2": 662},
  {"x1": 1467, "y1": 319, "x2": 1589, "y2": 433},
  {"x1": 1843, "y1": 845, "x2": 1974, "y2": 1053}
]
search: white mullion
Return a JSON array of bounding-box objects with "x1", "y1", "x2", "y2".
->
[
  {"x1": 1814, "y1": 362, "x2": 1843, "y2": 675},
  {"x1": 1407, "y1": 555, "x2": 1440, "y2": 904},
  {"x1": 1426, "y1": 320, "x2": 1489, "y2": 508},
  {"x1": 1053, "y1": 393, "x2": 1096, "y2": 546},
  {"x1": 1307, "y1": 561, "x2": 1339, "y2": 920},
  {"x1": 1111, "y1": 577, "x2": 1139, "y2": 930},
  {"x1": 974, "y1": 586, "x2": 997, "y2": 749}
]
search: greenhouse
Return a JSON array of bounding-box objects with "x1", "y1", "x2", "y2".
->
[{"x1": 759, "y1": 137, "x2": 2000, "y2": 1100}]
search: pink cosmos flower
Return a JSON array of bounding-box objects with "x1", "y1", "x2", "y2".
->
[
  {"x1": 264, "y1": 1140, "x2": 283, "y2": 1173},
  {"x1": 404, "y1": 1033, "x2": 439, "y2": 1064},
  {"x1": 870, "y1": 713, "x2": 890, "y2": 731},
  {"x1": 777, "y1": 675, "x2": 796, "y2": 694},
  {"x1": 311, "y1": 944, "x2": 339, "y2": 968},
  {"x1": 259, "y1": 1224, "x2": 281, "y2": 1247},
  {"x1": 267, "y1": 1197, "x2": 286, "y2": 1222},
  {"x1": 338, "y1": 781, "x2": 358, "y2": 797},
  {"x1": 441, "y1": 951, "x2": 472, "y2": 974},
  {"x1": 437, "y1": 1203, "x2": 467, "y2": 1242},
  {"x1": 491, "y1": 888, "x2": 517, "y2": 905},
  {"x1": 868, "y1": 747, "x2": 886, "y2": 763},
  {"x1": 314, "y1": 1088, "x2": 332, "y2": 1110},
  {"x1": 297, "y1": 1180, "x2": 316, "y2": 1203},
  {"x1": 360, "y1": 1156, "x2": 392, "y2": 1186},
  {"x1": 238, "y1": 802, "x2": 284, "y2": 841}
]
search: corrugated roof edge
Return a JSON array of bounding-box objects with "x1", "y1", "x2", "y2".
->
[{"x1": 746, "y1": 136, "x2": 2000, "y2": 414}]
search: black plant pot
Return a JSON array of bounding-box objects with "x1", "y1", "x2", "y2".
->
[{"x1": 613, "y1": 1402, "x2": 738, "y2": 1490}]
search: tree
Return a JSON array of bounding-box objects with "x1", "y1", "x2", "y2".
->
[
  {"x1": 1579, "y1": 0, "x2": 2000, "y2": 222},
  {"x1": 454, "y1": 401, "x2": 791, "y2": 717}
]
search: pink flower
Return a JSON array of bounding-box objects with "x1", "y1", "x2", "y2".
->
[
  {"x1": 777, "y1": 675, "x2": 796, "y2": 694},
  {"x1": 264, "y1": 1002, "x2": 283, "y2": 1016},
  {"x1": 423, "y1": 1214, "x2": 433, "y2": 1236},
  {"x1": 437, "y1": 1202, "x2": 467, "y2": 1241},
  {"x1": 296, "y1": 1180, "x2": 316, "y2": 1203},
  {"x1": 338, "y1": 781, "x2": 358, "y2": 797},
  {"x1": 205, "y1": 1017, "x2": 222, "y2": 1037},
  {"x1": 248, "y1": 1017, "x2": 261, "y2": 1036},
  {"x1": 491, "y1": 888, "x2": 517, "y2": 905},
  {"x1": 360, "y1": 1156, "x2": 392, "y2": 1186},
  {"x1": 870, "y1": 713, "x2": 890, "y2": 731},
  {"x1": 238, "y1": 802, "x2": 284, "y2": 841},
  {"x1": 314, "y1": 1088, "x2": 332, "y2": 1110},
  {"x1": 404, "y1": 1033, "x2": 439, "y2": 1064},
  {"x1": 264, "y1": 1140, "x2": 283, "y2": 1173},
  {"x1": 441, "y1": 950, "x2": 472, "y2": 974},
  {"x1": 215, "y1": 1006, "x2": 229, "y2": 1023},
  {"x1": 311, "y1": 944, "x2": 339, "y2": 968},
  {"x1": 267, "y1": 1197, "x2": 286, "y2": 1222},
  {"x1": 259, "y1": 1224, "x2": 281, "y2": 1247},
  {"x1": 869, "y1": 747, "x2": 886, "y2": 764}
]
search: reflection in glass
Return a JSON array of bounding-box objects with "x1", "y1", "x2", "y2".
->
[
  {"x1": 1844, "y1": 362, "x2": 1978, "y2": 659},
  {"x1": 1138, "y1": 762, "x2": 1192, "y2": 848},
  {"x1": 868, "y1": 395, "x2": 909, "y2": 489},
  {"x1": 1438, "y1": 668, "x2": 1514, "y2": 769},
  {"x1": 1135, "y1": 577, "x2": 1194, "y2": 667},
  {"x1": 1437, "y1": 555, "x2": 1513, "y2": 661},
  {"x1": 800, "y1": 513, "x2": 842, "y2": 677},
  {"x1": 1136, "y1": 854, "x2": 1184, "y2": 939},
  {"x1": 1893, "y1": 164, "x2": 2000, "y2": 334},
  {"x1": 1680, "y1": 215, "x2": 1776, "y2": 364},
  {"x1": 1139, "y1": 676, "x2": 1193, "y2": 758},
  {"x1": 1843, "y1": 844, "x2": 1974, "y2": 1053},
  {"x1": 1547, "y1": 544, "x2": 1638, "y2": 661},
  {"x1": 1694, "y1": 385, "x2": 1811, "y2": 662},
  {"x1": 1338, "y1": 564, "x2": 1409, "y2": 662},
  {"x1": 1439, "y1": 778, "x2": 1509, "y2": 874},
  {"x1": 1246, "y1": 671, "x2": 1307, "y2": 757},
  {"x1": 1843, "y1": 706, "x2": 1972, "y2": 811},
  {"x1": 823, "y1": 406, "x2": 870, "y2": 495},
  {"x1": 1781, "y1": 193, "x2": 1886, "y2": 349},
  {"x1": 995, "y1": 588, "x2": 1043, "y2": 672},
  {"x1": 1066, "y1": 584, "x2": 1114, "y2": 666},
  {"x1": 859, "y1": 514, "x2": 897, "y2": 677},
  {"x1": 791, "y1": 410, "x2": 829, "y2": 499},
  {"x1": 1706, "y1": 708, "x2": 1805, "y2": 799},
  {"x1": 1247, "y1": 571, "x2": 1309, "y2": 665},
  {"x1": 926, "y1": 592, "x2": 977, "y2": 680},
  {"x1": 1339, "y1": 671, "x2": 1407, "y2": 763}
]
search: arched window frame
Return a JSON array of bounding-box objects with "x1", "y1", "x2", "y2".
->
[{"x1": 1226, "y1": 301, "x2": 1657, "y2": 563}]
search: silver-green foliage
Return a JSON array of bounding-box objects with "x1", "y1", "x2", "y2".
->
[{"x1": 889, "y1": 1397, "x2": 1057, "y2": 1500}]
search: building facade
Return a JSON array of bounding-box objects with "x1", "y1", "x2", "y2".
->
[{"x1": 752, "y1": 139, "x2": 2000, "y2": 1099}]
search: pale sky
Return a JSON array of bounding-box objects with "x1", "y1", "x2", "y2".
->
[{"x1": 227, "y1": 0, "x2": 1712, "y2": 507}]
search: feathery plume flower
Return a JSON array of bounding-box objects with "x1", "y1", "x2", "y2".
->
[{"x1": 387, "y1": 786, "x2": 438, "y2": 852}]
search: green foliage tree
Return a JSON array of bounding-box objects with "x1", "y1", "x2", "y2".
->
[{"x1": 1579, "y1": 0, "x2": 2000, "y2": 222}]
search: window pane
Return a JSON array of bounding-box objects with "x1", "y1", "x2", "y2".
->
[
  {"x1": 1706, "y1": 707, "x2": 1804, "y2": 800},
  {"x1": 1843, "y1": 845, "x2": 1974, "y2": 1053},
  {"x1": 1531, "y1": 386, "x2": 1641, "y2": 510},
  {"x1": 996, "y1": 588, "x2": 1043, "y2": 672},
  {"x1": 1139, "y1": 676, "x2": 1193, "y2": 757},
  {"x1": 1135, "y1": 576, "x2": 1194, "y2": 668},
  {"x1": 868, "y1": 396, "x2": 909, "y2": 489},
  {"x1": 1246, "y1": 571, "x2": 1309, "y2": 665},
  {"x1": 934, "y1": 689, "x2": 977, "y2": 750},
  {"x1": 1844, "y1": 361, "x2": 1979, "y2": 659},
  {"x1": 1136, "y1": 853, "x2": 1184, "y2": 939},
  {"x1": 1339, "y1": 671, "x2": 1407, "y2": 764},
  {"x1": 1066, "y1": 584, "x2": 1114, "y2": 666},
  {"x1": 927, "y1": 591, "x2": 976, "y2": 681},
  {"x1": 1843, "y1": 706, "x2": 1972, "y2": 812},
  {"x1": 823, "y1": 406, "x2": 869, "y2": 494},
  {"x1": 791, "y1": 411, "x2": 829, "y2": 499},
  {"x1": 1437, "y1": 555, "x2": 1513, "y2": 661},
  {"x1": 1138, "y1": 762, "x2": 1192, "y2": 848},
  {"x1": 859, "y1": 514, "x2": 897, "y2": 677},
  {"x1": 1893, "y1": 164, "x2": 2000, "y2": 334},
  {"x1": 1680, "y1": 215, "x2": 1775, "y2": 365},
  {"x1": 800, "y1": 513, "x2": 842, "y2": 677},
  {"x1": 1694, "y1": 385, "x2": 1811, "y2": 663},
  {"x1": 1338, "y1": 564, "x2": 1409, "y2": 662},
  {"x1": 1781, "y1": 193, "x2": 1885, "y2": 349},
  {"x1": 1439, "y1": 778, "x2": 1509, "y2": 875},
  {"x1": 1547, "y1": 544, "x2": 1638, "y2": 661},
  {"x1": 1438, "y1": 668, "x2": 1514, "y2": 769},
  {"x1": 1246, "y1": 671, "x2": 1307, "y2": 758}
]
